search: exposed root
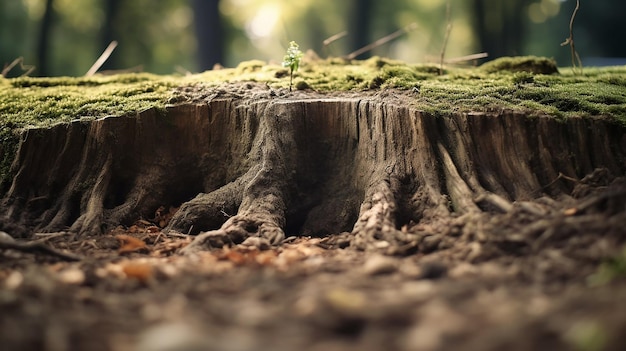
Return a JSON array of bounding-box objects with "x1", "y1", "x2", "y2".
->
[
  {"x1": 437, "y1": 142, "x2": 481, "y2": 214},
  {"x1": 180, "y1": 102, "x2": 295, "y2": 252},
  {"x1": 166, "y1": 177, "x2": 245, "y2": 234},
  {"x1": 351, "y1": 176, "x2": 419, "y2": 255},
  {"x1": 69, "y1": 154, "x2": 113, "y2": 236}
]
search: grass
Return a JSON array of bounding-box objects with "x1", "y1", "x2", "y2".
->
[{"x1": 1, "y1": 56, "x2": 626, "y2": 187}]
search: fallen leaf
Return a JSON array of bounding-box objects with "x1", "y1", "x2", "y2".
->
[
  {"x1": 116, "y1": 234, "x2": 148, "y2": 254},
  {"x1": 152, "y1": 206, "x2": 179, "y2": 228},
  {"x1": 146, "y1": 226, "x2": 160, "y2": 233},
  {"x1": 222, "y1": 249, "x2": 247, "y2": 265},
  {"x1": 121, "y1": 261, "x2": 153, "y2": 283},
  {"x1": 255, "y1": 250, "x2": 278, "y2": 266}
]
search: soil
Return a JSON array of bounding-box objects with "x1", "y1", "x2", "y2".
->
[{"x1": 1, "y1": 83, "x2": 626, "y2": 351}]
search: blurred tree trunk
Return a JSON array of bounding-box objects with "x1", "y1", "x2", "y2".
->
[
  {"x1": 471, "y1": 0, "x2": 528, "y2": 59},
  {"x1": 305, "y1": 11, "x2": 325, "y2": 56},
  {"x1": 101, "y1": 0, "x2": 120, "y2": 71},
  {"x1": 193, "y1": 0, "x2": 223, "y2": 71},
  {"x1": 576, "y1": 0, "x2": 626, "y2": 58},
  {"x1": 349, "y1": 0, "x2": 372, "y2": 59},
  {"x1": 36, "y1": 0, "x2": 54, "y2": 76}
]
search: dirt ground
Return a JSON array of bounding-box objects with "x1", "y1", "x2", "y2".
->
[{"x1": 1, "y1": 170, "x2": 626, "y2": 351}]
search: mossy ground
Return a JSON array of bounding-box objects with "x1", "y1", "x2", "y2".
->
[{"x1": 1, "y1": 56, "x2": 626, "y2": 186}]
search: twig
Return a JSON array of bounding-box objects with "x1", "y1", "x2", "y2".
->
[
  {"x1": 542, "y1": 172, "x2": 579, "y2": 191},
  {"x1": 0, "y1": 240, "x2": 82, "y2": 261},
  {"x1": 560, "y1": 0, "x2": 583, "y2": 75},
  {"x1": 439, "y1": 2, "x2": 453, "y2": 75},
  {"x1": 162, "y1": 231, "x2": 192, "y2": 238},
  {"x1": 220, "y1": 208, "x2": 233, "y2": 218},
  {"x1": 323, "y1": 31, "x2": 348, "y2": 46},
  {"x1": 444, "y1": 52, "x2": 488, "y2": 64},
  {"x1": 85, "y1": 41, "x2": 118, "y2": 76},
  {"x1": 346, "y1": 23, "x2": 418, "y2": 60},
  {"x1": 2, "y1": 57, "x2": 35, "y2": 77},
  {"x1": 32, "y1": 231, "x2": 71, "y2": 244}
]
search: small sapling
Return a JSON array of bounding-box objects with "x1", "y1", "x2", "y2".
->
[{"x1": 282, "y1": 41, "x2": 304, "y2": 91}]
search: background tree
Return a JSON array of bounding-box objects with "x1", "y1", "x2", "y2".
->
[
  {"x1": 349, "y1": 0, "x2": 373, "y2": 59},
  {"x1": 193, "y1": 0, "x2": 223, "y2": 70},
  {"x1": 35, "y1": 0, "x2": 54, "y2": 76},
  {"x1": 470, "y1": 0, "x2": 530, "y2": 58},
  {"x1": 100, "y1": 0, "x2": 121, "y2": 71}
]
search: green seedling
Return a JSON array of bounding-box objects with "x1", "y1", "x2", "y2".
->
[{"x1": 282, "y1": 41, "x2": 304, "y2": 91}]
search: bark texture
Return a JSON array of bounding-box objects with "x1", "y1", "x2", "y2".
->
[{"x1": 2, "y1": 91, "x2": 625, "y2": 253}]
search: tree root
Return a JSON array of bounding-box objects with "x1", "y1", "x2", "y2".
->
[
  {"x1": 178, "y1": 102, "x2": 295, "y2": 253},
  {"x1": 0, "y1": 231, "x2": 82, "y2": 261},
  {"x1": 350, "y1": 176, "x2": 418, "y2": 254}
]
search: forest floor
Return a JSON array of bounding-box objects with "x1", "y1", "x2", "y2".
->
[
  {"x1": 1, "y1": 80, "x2": 626, "y2": 351},
  {"x1": 1, "y1": 169, "x2": 626, "y2": 351}
]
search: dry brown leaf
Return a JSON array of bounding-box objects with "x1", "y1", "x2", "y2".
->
[
  {"x1": 222, "y1": 249, "x2": 247, "y2": 265},
  {"x1": 121, "y1": 262, "x2": 153, "y2": 282},
  {"x1": 151, "y1": 238, "x2": 190, "y2": 257},
  {"x1": 137, "y1": 219, "x2": 152, "y2": 226},
  {"x1": 116, "y1": 234, "x2": 148, "y2": 254},
  {"x1": 146, "y1": 226, "x2": 160, "y2": 233},
  {"x1": 153, "y1": 206, "x2": 179, "y2": 228}
]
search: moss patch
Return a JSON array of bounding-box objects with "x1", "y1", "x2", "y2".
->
[
  {"x1": 480, "y1": 56, "x2": 559, "y2": 74},
  {"x1": 2, "y1": 56, "x2": 626, "y2": 187}
]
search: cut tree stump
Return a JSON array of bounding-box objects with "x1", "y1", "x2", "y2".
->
[{"x1": 2, "y1": 86, "x2": 625, "y2": 254}]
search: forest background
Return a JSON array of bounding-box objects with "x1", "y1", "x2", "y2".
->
[{"x1": 1, "y1": 0, "x2": 625, "y2": 78}]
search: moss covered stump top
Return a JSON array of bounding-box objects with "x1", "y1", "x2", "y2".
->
[{"x1": 2, "y1": 56, "x2": 626, "y2": 126}]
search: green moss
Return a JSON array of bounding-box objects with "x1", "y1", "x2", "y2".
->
[
  {"x1": 480, "y1": 56, "x2": 559, "y2": 74},
  {"x1": 2, "y1": 56, "x2": 626, "y2": 187}
]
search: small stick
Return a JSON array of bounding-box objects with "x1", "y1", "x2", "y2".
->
[
  {"x1": 163, "y1": 231, "x2": 192, "y2": 238},
  {"x1": 560, "y1": 0, "x2": 582, "y2": 74},
  {"x1": 346, "y1": 23, "x2": 418, "y2": 60},
  {"x1": 1, "y1": 57, "x2": 35, "y2": 77},
  {"x1": 323, "y1": 31, "x2": 348, "y2": 47},
  {"x1": 439, "y1": 2, "x2": 452, "y2": 75},
  {"x1": 32, "y1": 231, "x2": 71, "y2": 244},
  {"x1": 445, "y1": 52, "x2": 488, "y2": 64},
  {"x1": 85, "y1": 41, "x2": 118, "y2": 76},
  {"x1": 542, "y1": 172, "x2": 579, "y2": 191}
]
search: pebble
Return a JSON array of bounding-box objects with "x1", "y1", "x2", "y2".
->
[
  {"x1": 421, "y1": 235, "x2": 441, "y2": 253},
  {"x1": 362, "y1": 254, "x2": 398, "y2": 275},
  {"x1": 134, "y1": 322, "x2": 211, "y2": 351},
  {"x1": 0, "y1": 231, "x2": 14, "y2": 242},
  {"x1": 57, "y1": 268, "x2": 86, "y2": 285}
]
